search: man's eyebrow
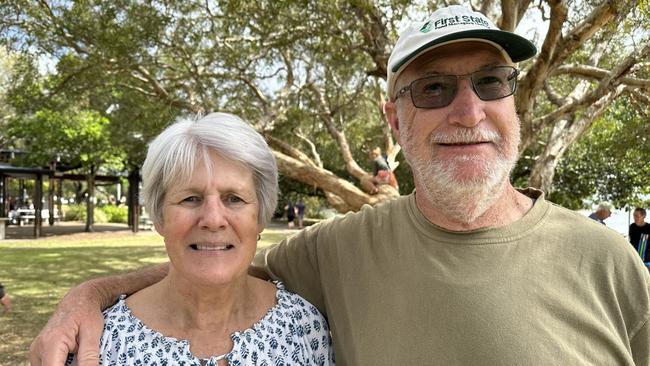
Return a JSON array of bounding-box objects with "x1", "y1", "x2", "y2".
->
[{"x1": 420, "y1": 62, "x2": 509, "y2": 76}]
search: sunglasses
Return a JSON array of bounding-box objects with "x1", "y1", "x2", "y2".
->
[{"x1": 395, "y1": 66, "x2": 519, "y2": 109}]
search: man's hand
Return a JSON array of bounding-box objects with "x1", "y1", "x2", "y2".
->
[
  {"x1": 29, "y1": 263, "x2": 169, "y2": 366},
  {"x1": 29, "y1": 282, "x2": 105, "y2": 366}
]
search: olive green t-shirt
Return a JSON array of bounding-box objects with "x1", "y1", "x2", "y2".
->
[{"x1": 253, "y1": 190, "x2": 650, "y2": 365}]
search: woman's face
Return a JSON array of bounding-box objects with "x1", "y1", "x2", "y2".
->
[{"x1": 155, "y1": 151, "x2": 260, "y2": 287}]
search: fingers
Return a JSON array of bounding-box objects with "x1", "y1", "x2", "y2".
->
[
  {"x1": 29, "y1": 333, "x2": 76, "y2": 366},
  {"x1": 74, "y1": 313, "x2": 103, "y2": 366},
  {"x1": 29, "y1": 285, "x2": 105, "y2": 366},
  {"x1": 28, "y1": 339, "x2": 41, "y2": 365}
]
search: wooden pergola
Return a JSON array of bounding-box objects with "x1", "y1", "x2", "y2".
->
[{"x1": 0, "y1": 163, "x2": 139, "y2": 238}]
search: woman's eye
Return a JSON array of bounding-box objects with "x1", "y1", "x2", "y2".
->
[
  {"x1": 181, "y1": 196, "x2": 201, "y2": 203},
  {"x1": 225, "y1": 195, "x2": 245, "y2": 204}
]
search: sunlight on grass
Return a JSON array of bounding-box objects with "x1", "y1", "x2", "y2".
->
[{"x1": 0, "y1": 225, "x2": 293, "y2": 365}]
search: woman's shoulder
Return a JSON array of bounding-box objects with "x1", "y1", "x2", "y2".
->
[
  {"x1": 273, "y1": 282, "x2": 330, "y2": 331},
  {"x1": 229, "y1": 281, "x2": 332, "y2": 361},
  {"x1": 102, "y1": 295, "x2": 145, "y2": 334},
  {"x1": 276, "y1": 282, "x2": 320, "y2": 312},
  {"x1": 244, "y1": 281, "x2": 329, "y2": 335}
]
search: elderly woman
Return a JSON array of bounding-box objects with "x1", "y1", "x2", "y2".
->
[{"x1": 67, "y1": 113, "x2": 334, "y2": 365}]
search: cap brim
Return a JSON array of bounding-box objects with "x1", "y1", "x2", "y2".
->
[{"x1": 391, "y1": 29, "x2": 537, "y2": 73}]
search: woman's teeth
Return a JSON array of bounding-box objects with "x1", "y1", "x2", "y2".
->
[{"x1": 190, "y1": 244, "x2": 233, "y2": 251}]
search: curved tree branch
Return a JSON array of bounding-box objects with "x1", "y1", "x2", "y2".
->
[{"x1": 551, "y1": 64, "x2": 650, "y2": 88}]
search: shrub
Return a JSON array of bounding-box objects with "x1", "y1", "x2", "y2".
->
[
  {"x1": 62, "y1": 204, "x2": 108, "y2": 223},
  {"x1": 99, "y1": 205, "x2": 128, "y2": 224}
]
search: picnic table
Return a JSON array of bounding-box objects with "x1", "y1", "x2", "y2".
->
[
  {"x1": 8, "y1": 209, "x2": 58, "y2": 226},
  {"x1": 16, "y1": 209, "x2": 36, "y2": 226}
]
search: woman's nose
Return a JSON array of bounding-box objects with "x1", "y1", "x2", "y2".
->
[{"x1": 198, "y1": 198, "x2": 228, "y2": 231}]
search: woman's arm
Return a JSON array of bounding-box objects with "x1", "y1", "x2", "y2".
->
[{"x1": 29, "y1": 263, "x2": 168, "y2": 366}]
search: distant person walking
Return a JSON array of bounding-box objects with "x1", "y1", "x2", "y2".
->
[
  {"x1": 630, "y1": 207, "x2": 650, "y2": 262},
  {"x1": 285, "y1": 199, "x2": 296, "y2": 229},
  {"x1": 296, "y1": 198, "x2": 306, "y2": 229},
  {"x1": 589, "y1": 202, "x2": 613, "y2": 225}
]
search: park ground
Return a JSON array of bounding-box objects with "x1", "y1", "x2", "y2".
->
[{"x1": 0, "y1": 221, "x2": 294, "y2": 366}]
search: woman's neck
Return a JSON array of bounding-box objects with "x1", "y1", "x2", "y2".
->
[{"x1": 126, "y1": 271, "x2": 277, "y2": 357}]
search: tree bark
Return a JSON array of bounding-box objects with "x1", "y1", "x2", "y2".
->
[{"x1": 85, "y1": 165, "x2": 95, "y2": 232}]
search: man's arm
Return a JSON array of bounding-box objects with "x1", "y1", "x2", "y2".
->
[{"x1": 29, "y1": 263, "x2": 168, "y2": 366}]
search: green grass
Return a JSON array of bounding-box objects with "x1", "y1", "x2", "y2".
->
[{"x1": 0, "y1": 226, "x2": 291, "y2": 365}]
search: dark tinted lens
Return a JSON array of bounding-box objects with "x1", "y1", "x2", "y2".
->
[
  {"x1": 472, "y1": 67, "x2": 518, "y2": 101},
  {"x1": 410, "y1": 75, "x2": 457, "y2": 108}
]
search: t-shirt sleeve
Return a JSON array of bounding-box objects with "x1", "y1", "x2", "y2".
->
[{"x1": 252, "y1": 225, "x2": 327, "y2": 313}]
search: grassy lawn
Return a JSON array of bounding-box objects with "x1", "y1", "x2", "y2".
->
[{"x1": 0, "y1": 225, "x2": 292, "y2": 365}]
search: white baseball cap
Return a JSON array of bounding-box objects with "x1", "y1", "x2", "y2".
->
[{"x1": 387, "y1": 5, "x2": 537, "y2": 98}]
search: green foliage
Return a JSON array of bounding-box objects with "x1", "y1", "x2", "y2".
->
[
  {"x1": 549, "y1": 97, "x2": 650, "y2": 209},
  {"x1": 99, "y1": 205, "x2": 128, "y2": 224},
  {"x1": 62, "y1": 204, "x2": 128, "y2": 224},
  {"x1": 7, "y1": 105, "x2": 123, "y2": 169},
  {"x1": 1, "y1": 0, "x2": 647, "y2": 212},
  {"x1": 62, "y1": 204, "x2": 108, "y2": 223}
]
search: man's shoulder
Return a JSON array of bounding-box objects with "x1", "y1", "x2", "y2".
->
[
  {"x1": 519, "y1": 191, "x2": 626, "y2": 243},
  {"x1": 345, "y1": 194, "x2": 409, "y2": 220},
  {"x1": 306, "y1": 194, "x2": 411, "y2": 235}
]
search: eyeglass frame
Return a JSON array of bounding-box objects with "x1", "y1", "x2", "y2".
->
[{"x1": 393, "y1": 66, "x2": 520, "y2": 109}]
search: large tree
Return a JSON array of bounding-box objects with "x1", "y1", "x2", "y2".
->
[{"x1": 1, "y1": 0, "x2": 648, "y2": 212}]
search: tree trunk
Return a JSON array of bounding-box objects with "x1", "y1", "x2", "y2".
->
[
  {"x1": 128, "y1": 168, "x2": 140, "y2": 233},
  {"x1": 34, "y1": 173, "x2": 43, "y2": 238},
  {"x1": 48, "y1": 164, "x2": 55, "y2": 226},
  {"x1": 274, "y1": 151, "x2": 398, "y2": 212},
  {"x1": 528, "y1": 87, "x2": 623, "y2": 192},
  {"x1": 85, "y1": 165, "x2": 95, "y2": 232}
]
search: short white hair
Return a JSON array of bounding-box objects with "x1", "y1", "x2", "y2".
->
[
  {"x1": 597, "y1": 202, "x2": 613, "y2": 212},
  {"x1": 141, "y1": 112, "x2": 278, "y2": 228}
]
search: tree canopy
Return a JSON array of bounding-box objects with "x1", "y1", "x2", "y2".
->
[{"x1": 0, "y1": 0, "x2": 648, "y2": 212}]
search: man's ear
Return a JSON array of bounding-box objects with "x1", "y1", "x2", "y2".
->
[{"x1": 383, "y1": 100, "x2": 401, "y2": 144}]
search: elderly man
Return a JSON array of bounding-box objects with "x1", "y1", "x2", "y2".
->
[
  {"x1": 31, "y1": 5, "x2": 649, "y2": 366},
  {"x1": 589, "y1": 201, "x2": 613, "y2": 225}
]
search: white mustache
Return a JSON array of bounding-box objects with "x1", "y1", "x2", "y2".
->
[{"x1": 431, "y1": 129, "x2": 502, "y2": 144}]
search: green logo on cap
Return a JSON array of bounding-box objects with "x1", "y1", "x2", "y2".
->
[{"x1": 420, "y1": 20, "x2": 433, "y2": 33}]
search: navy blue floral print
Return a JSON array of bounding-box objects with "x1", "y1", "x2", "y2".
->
[{"x1": 66, "y1": 283, "x2": 334, "y2": 365}]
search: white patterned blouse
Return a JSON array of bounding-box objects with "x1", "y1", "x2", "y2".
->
[{"x1": 66, "y1": 282, "x2": 334, "y2": 366}]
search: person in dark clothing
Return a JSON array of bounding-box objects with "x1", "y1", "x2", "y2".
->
[
  {"x1": 629, "y1": 207, "x2": 650, "y2": 262},
  {"x1": 285, "y1": 200, "x2": 296, "y2": 229},
  {"x1": 295, "y1": 198, "x2": 306, "y2": 229}
]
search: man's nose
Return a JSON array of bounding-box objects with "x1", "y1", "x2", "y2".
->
[
  {"x1": 198, "y1": 198, "x2": 228, "y2": 231},
  {"x1": 447, "y1": 78, "x2": 485, "y2": 127}
]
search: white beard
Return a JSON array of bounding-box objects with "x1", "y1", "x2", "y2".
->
[{"x1": 402, "y1": 124, "x2": 520, "y2": 224}]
